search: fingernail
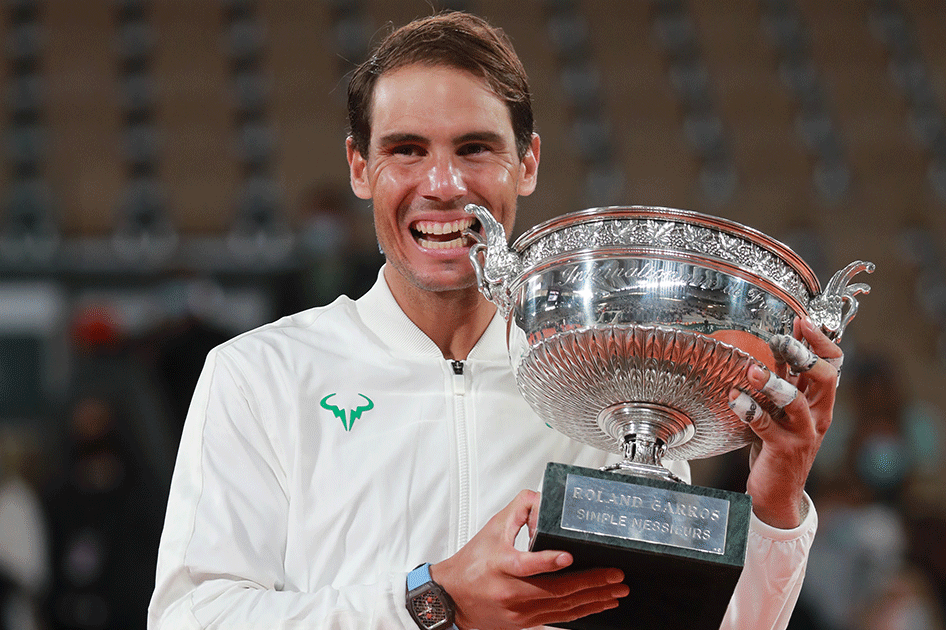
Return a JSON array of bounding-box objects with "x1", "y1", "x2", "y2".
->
[
  {"x1": 611, "y1": 585, "x2": 630, "y2": 598},
  {"x1": 606, "y1": 569, "x2": 625, "y2": 584},
  {"x1": 747, "y1": 364, "x2": 766, "y2": 382},
  {"x1": 556, "y1": 553, "x2": 572, "y2": 568},
  {"x1": 729, "y1": 391, "x2": 763, "y2": 423}
]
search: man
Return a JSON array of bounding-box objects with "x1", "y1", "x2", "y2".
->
[{"x1": 149, "y1": 11, "x2": 842, "y2": 630}]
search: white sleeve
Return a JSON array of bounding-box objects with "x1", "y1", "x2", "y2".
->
[
  {"x1": 147, "y1": 347, "x2": 417, "y2": 630},
  {"x1": 720, "y1": 495, "x2": 818, "y2": 630}
]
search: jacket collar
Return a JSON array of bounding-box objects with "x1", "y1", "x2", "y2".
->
[{"x1": 355, "y1": 265, "x2": 508, "y2": 362}]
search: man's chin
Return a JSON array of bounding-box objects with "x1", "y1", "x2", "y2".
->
[{"x1": 384, "y1": 261, "x2": 481, "y2": 295}]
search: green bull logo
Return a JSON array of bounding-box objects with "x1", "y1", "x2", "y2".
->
[{"x1": 320, "y1": 393, "x2": 374, "y2": 431}]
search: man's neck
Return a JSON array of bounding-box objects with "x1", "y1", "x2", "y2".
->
[{"x1": 384, "y1": 267, "x2": 497, "y2": 361}]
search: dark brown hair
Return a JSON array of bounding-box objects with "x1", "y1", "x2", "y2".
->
[{"x1": 347, "y1": 11, "x2": 534, "y2": 160}]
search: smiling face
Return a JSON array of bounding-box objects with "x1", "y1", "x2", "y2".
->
[{"x1": 347, "y1": 64, "x2": 539, "y2": 301}]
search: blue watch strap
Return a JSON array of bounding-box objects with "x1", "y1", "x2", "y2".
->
[{"x1": 407, "y1": 562, "x2": 433, "y2": 591}]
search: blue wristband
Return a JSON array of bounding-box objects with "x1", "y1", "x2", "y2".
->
[{"x1": 407, "y1": 562, "x2": 434, "y2": 591}]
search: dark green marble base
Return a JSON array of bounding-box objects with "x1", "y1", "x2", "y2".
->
[{"x1": 530, "y1": 462, "x2": 752, "y2": 630}]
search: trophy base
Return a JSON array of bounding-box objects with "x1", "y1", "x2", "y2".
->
[{"x1": 530, "y1": 462, "x2": 752, "y2": 630}]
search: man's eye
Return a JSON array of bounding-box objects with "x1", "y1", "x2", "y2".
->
[
  {"x1": 458, "y1": 143, "x2": 489, "y2": 156},
  {"x1": 392, "y1": 145, "x2": 424, "y2": 156}
]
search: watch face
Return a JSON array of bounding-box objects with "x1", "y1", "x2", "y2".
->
[{"x1": 410, "y1": 588, "x2": 449, "y2": 629}]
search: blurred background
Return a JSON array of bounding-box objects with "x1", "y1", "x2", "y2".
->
[{"x1": 0, "y1": 0, "x2": 944, "y2": 628}]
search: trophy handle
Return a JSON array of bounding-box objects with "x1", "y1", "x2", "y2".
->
[
  {"x1": 808, "y1": 260, "x2": 875, "y2": 342},
  {"x1": 464, "y1": 203, "x2": 521, "y2": 317}
]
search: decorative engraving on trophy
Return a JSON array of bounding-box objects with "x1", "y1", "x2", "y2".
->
[
  {"x1": 515, "y1": 326, "x2": 756, "y2": 462},
  {"x1": 561, "y1": 474, "x2": 730, "y2": 554},
  {"x1": 521, "y1": 219, "x2": 811, "y2": 306},
  {"x1": 531, "y1": 260, "x2": 782, "y2": 337},
  {"x1": 557, "y1": 260, "x2": 694, "y2": 288}
]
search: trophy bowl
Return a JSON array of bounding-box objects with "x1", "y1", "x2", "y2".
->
[{"x1": 465, "y1": 204, "x2": 873, "y2": 479}]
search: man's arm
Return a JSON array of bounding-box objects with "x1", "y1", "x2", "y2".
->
[
  {"x1": 736, "y1": 317, "x2": 841, "y2": 528},
  {"x1": 721, "y1": 496, "x2": 817, "y2": 629},
  {"x1": 718, "y1": 316, "x2": 842, "y2": 629}
]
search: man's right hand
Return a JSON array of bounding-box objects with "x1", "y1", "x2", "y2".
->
[{"x1": 430, "y1": 489, "x2": 629, "y2": 630}]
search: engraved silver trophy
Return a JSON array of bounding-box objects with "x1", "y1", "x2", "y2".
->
[{"x1": 465, "y1": 203, "x2": 873, "y2": 630}]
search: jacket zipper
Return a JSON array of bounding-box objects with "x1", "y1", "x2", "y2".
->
[{"x1": 450, "y1": 360, "x2": 472, "y2": 549}]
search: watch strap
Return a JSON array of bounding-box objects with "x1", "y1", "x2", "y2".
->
[{"x1": 407, "y1": 562, "x2": 434, "y2": 591}]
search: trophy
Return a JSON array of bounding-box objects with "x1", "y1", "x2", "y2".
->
[{"x1": 464, "y1": 204, "x2": 873, "y2": 630}]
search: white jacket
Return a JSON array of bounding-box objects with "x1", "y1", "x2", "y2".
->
[{"x1": 149, "y1": 270, "x2": 816, "y2": 630}]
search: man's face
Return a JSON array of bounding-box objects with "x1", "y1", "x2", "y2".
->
[{"x1": 347, "y1": 64, "x2": 539, "y2": 296}]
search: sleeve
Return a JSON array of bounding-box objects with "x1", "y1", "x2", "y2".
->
[
  {"x1": 147, "y1": 347, "x2": 418, "y2": 630},
  {"x1": 720, "y1": 494, "x2": 818, "y2": 630}
]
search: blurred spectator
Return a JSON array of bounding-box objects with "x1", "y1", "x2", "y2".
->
[
  {"x1": 148, "y1": 277, "x2": 234, "y2": 438},
  {"x1": 811, "y1": 352, "x2": 944, "y2": 506},
  {"x1": 791, "y1": 352, "x2": 946, "y2": 630},
  {"x1": 0, "y1": 429, "x2": 49, "y2": 630},
  {"x1": 859, "y1": 567, "x2": 945, "y2": 630},
  {"x1": 843, "y1": 354, "x2": 943, "y2": 504},
  {"x1": 295, "y1": 183, "x2": 383, "y2": 307},
  {"x1": 907, "y1": 511, "x2": 946, "y2": 626},
  {"x1": 42, "y1": 394, "x2": 164, "y2": 630},
  {"x1": 797, "y1": 476, "x2": 909, "y2": 630}
]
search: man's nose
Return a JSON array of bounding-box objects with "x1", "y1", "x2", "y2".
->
[{"x1": 420, "y1": 155, "x2": 467, "y2": 201}]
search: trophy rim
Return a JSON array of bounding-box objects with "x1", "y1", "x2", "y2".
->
[{"x1": 511, "y1": 205, "x2": 822, "y2": 296}]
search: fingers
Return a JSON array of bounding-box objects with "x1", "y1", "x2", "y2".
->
[
  {"x1": 507, "y1": 567, "x2": 627, "y2": 629},
  {"x1": 495, "y1": 493, "x2": 630, "y2": 619},
  {"x1": 771, "y1": 320, "x2": 844, "y2": 379},
  {"x1": 769, "y1": 334, "x2": 818, "y2": 373},
  {"x1": 441, "y1": 490, "x2": 629, "y2": 630},
  {"x1": 728, "y1": 389, "x2": 765, "y2": 423},
  {"x1": 822, "y1": 354, "x2": 844, "y2": 373},
  {"x1": 797, "y1": 317, "x2": 844, "y2": 379},
  {"x1": 505, "y1": 489, "x2": 541, "y2": 544},
  {"x1": 521, "y1": 567, "x2": 625, "y2": 599},
  {"x1": 498, "y1": 490, "x2": 574, "y2": 577},
  {"x1": 728, "y1": 365, "x2": 799, "y2": 424},
  {"x1": 525, "y1": 575, "x2": 628, "y2": 627},
  {"x1": 729, "y1": 319, "x2": 843, "y2": 529},
  {"x1": 759, "y1": 368, "x2": 800, "y2": 407}
]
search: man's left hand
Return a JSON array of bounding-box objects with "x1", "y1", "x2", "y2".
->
[{"x1": 729, "y1": 317, "x2": 842, "y2": 529}]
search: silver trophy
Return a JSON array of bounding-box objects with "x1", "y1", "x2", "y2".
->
[
  {"x1": 465, "y1": 203, "x2": 872, "y2": 479},
  {"x1": 464, "y1": 203, "x2": 873, "y2": 630}
]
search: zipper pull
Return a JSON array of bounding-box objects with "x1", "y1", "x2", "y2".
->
[{"x1": 450, "y1": 360, "x2": 466, "y2": 395}]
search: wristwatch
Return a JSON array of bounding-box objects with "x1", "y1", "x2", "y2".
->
[{"x1": 406, "y1": 563, "x2": 458, "y2": 630}]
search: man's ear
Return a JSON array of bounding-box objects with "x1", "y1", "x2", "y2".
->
[
  {"x1": 516, "y1": 133, "x2": 541, "y2": 197},
  {"x1": 347, "y1": 136, "x2": 372, "y2": 200}
]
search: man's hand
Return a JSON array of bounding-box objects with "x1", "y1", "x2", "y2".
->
[
  {"x1": 431, "y1": 489, "x2": 628, "y2": 630},
  {"x1": 729, "y1": 317, "x2": 843, "y2": 529}
]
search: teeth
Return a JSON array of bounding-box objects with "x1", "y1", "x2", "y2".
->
[
  {"x1": 417, "y1": 235, "x2": 466, "y2": 249},
  {"x1": 413, "y1": 217, "x2": 475, "y2": 235}
]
